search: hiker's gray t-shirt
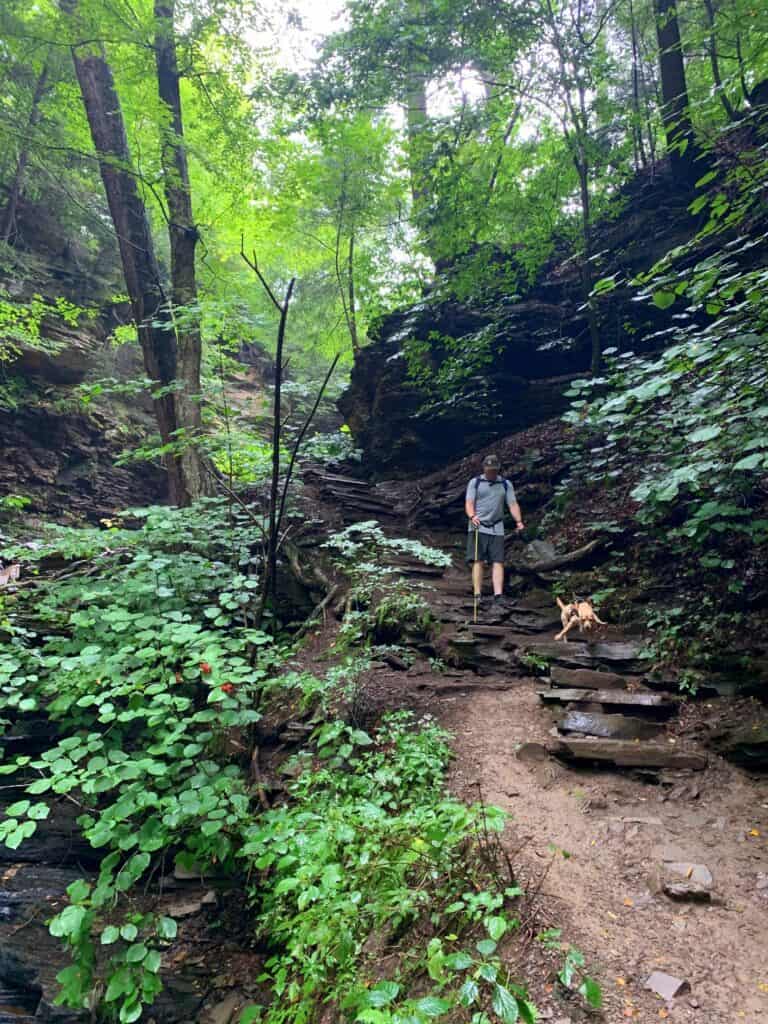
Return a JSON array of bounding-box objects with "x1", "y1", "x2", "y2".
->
[{"x1": 466, "y1": 475, "x2": 516, "y2": 536}]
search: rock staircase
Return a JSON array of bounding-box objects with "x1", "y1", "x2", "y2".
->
[{"x1": 311, "y1": 468, "x2": 705, "y2": 777}]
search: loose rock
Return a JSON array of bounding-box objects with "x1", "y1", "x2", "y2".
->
[
  {"x1": 645, "y1": 971, "x2": 691, "y2": 1000},
  {"x1": 660, "y1": 861, "x2": 714, "y2": 902}
]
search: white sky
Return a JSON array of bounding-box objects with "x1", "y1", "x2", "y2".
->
[{"x1": 262, "y1": 0, "x2": 487, "y2": 115}]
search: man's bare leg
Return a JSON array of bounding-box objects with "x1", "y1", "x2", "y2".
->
[{"x1": 492, "y1": 561, "x2": 504, "y2": 597}]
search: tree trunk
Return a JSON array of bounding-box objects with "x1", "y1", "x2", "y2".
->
[
  {"x1": 404, "y1": 72, "x2": 436, "y2": 257},
  {"x1": 67, "y1": 41, "x2": 191, "y2": 503},
  {"x1": 577, "y1": 159, "x2": 601, "y2": 374},
  {"x1": 653, "y1": 0, "x2": 697, "y2": 185},
  {"x1": 63, "y1": 1, "x2": 209, "y2": 505},
  {"x1": 1, "y1": 60, "x2": 50, "y2": 245},
  {"x1": 153, "y1": 0, "x2": 212, "y2": 498},
  {"x1": 628, "y1": 0, "x2": 648, "y2": 170},
  {"x1": 735, "y1": 33, "x2": 750, "y2": 105},
  {"x1": 702, "y1": 0, "x2": 736, "y2": 120},
  {"x1": 638, "y1": 44, "x2": 659, "y2": 173},
  {"x1": 264, "y1": 281, "x2": 294, "y2": 618},
  {"x1": 347, "y1": 231, "x2": 359, "y2": 355}
]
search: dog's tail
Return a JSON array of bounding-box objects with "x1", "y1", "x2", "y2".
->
[{"x1": 556, "y1": 597, "x2": 567, "y2": 610}]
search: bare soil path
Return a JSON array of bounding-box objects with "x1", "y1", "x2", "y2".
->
[{"x1": 316, "y1": 469, "x2": 768, "y2": 1024}]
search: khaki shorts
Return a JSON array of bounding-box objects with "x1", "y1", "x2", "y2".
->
[{"x1": 466, "y1": 532, "x2": 505, "y2": 565}]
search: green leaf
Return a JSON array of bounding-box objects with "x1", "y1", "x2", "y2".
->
[
  {"x1": 66, "y1": 878, "x2": 91, "y2": 903},
  {"x1": 694, "y1": 170, "x2": 718, "y2": 188},
  {"x1": 144, "y1": 949, "x2": 162, "y2": 973},
  {"x1": 119, "y1": 998, "x2": 143, "y2": 1023},
  {"x1": 459, "y1": 979, "x2": 479, "y2": 1006},
  {"x1": 578, "y1": 977, "x2": 602, "y2": 1008},
  {"x1": 367, "y1": 981, "x2": 400, "y2": 1007},
  {"x1": 121, "y1": 923, "x2": 138, "y2": 942},
  {"x1": 101, "y1": 925, "x2": 120, "y2": 945},
  {"x1": 516, "y1": 998, "x2": 537, "y2": 1024},
  {"x1": 49, "y1": 905, "x2": 87, "y2": 939},
  {"x1": 238, "y1": 1007, "x2": 263, "y2": 1024},
  {"x1": 26, "y1": 777, "x2": 52, "y2": 794},
  {"x1": 688, "y1": 425, "x2": 721, "y2": 443},
  {"x1": 125, "y1": 942, "x2": 148, "y2": 963},
  {"x1": 733, "y1": 453, "x2": 763, "y2": 471},
  {"x1": 652, "y1": 290, "x2": 675, "y2": 310},
  {"x1": 105, "y1": 967, "x2": 133, "y2": 1003},
  {"x1": 116, "y1": 852, "x2": 150, "y2": 891},
  {"x1": 444, "y1": 952, "x2": 474, "y2": 971},
  {"x1": 476, "y1": 938, "x2": 497, "y2": 957},
  {"x1": 157, "y1": 916, "x2": 178, "y2": 940},
  {"x1": 414, "y1": 996, "x2": 452, "y2": 1017},
  {"x1": 491, "y1": 984, "x2": 519, "y2": 1023},
  {"x1": 485, "y1": 915, "x2": 508, "y2": 941},
  {"x1": 5, "y1": 799, "x2": 30, "y2": 817}
]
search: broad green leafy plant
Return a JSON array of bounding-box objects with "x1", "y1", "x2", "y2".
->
[
  {"x1": 239, "y1": 710, "x2": 537, "y2": 1024},
  {"x1": 559, "y1": 119, "x2": 768, "y2": 670},
  {"x1": 0, "y1": 500, "x2": 269, "y2": 1021},
  {"x1": 324, "y1": 522, "x2": 449, "y2": 648},
  {"x1": 0, "y1": 503, "x2": 547, "y2": 1023}
]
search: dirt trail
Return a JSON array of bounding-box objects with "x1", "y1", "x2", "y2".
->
[{"x1": 315, "y1": 472, "x2": 768, "y2": 1023}]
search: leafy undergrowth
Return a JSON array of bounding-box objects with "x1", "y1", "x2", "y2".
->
[
  {"x1": 537, "y1": 118, "x2": 768, "y2": 687},
  {"x1": 0, "y1": 500, "x2": 600, "y2": 1023}
]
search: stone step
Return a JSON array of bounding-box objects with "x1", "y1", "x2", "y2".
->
[
  {"x1": 538, "y1": 688, "x2": 677, "y2": 716},
  {"x1": 549, "y1": 737, "x2": 707, "y2": 771},
  {"x1": 557, "y1": 710, "x2": 665, "y2": 741},
  {"x1": 512, "y1": 638, "x2": 646, "y2": 672},
  {"x1": 549, "y1": 666, "x2": 641, "y2": 691}
]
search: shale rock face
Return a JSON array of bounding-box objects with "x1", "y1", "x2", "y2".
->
[
  {"x1": 339, "y1": 168, "x2": 698, "y2": 476},
  {"x1": 0, "y1": 405, "x2": 163, "y2": 519}
]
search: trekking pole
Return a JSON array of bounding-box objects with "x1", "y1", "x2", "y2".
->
[{"x1": 473, "y1": 527, "x2": 479, "y2": 624}]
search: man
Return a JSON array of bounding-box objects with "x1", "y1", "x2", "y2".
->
[{"x1": 465, "y1": 453, "x2": 524, "y2": 604}]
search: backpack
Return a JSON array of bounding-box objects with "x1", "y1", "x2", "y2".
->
[{"x1": 472, "y1": 476, "x2": 511, "y2": 495}]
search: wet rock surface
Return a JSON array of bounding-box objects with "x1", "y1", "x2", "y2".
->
[{"x1": 339, "y1": 173, "x2": 697, "y2": 475}]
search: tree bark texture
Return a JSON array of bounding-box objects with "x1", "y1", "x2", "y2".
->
[
  {"x1": 653, "y1": 0, "x2": 697, "y2": 185},
  {"x1": 1, "y1": 60, "x2": 50, "y2": 244},
  {"x1": 154, "y1": 0, "x2": 213, "y2": 499}
]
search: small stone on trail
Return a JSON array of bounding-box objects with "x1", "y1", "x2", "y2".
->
[
  {"x1": 645, "y1": 971, "x2": 691, "y2": 1000},
  {"x1": 199, "y1": 991, "x2": 246, "y2": 1024},
  {"x1": 516, "y1": 741, "x2": 549, "y2": 762},
  {"x1": 521, "y1": 539, "x2": 557, "y2": 565},
  {"x1": 165, "y1": 897, "x2": 209, "y2": 918},
  {"x1": 661, "y1": 861, "x2": 713, "y2": 901}
]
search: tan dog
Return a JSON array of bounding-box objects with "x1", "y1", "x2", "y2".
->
[
  {"x1": 0, "y1": 564, "x2": 20, "y2": 587},
  {"x1": 555, "y1": 596, "x2": 606, "y2": 641}
]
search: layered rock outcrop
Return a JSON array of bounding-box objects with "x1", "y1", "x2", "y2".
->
[{"x1": 339, "y1": 166, "x2": 700, "y2": 475}]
